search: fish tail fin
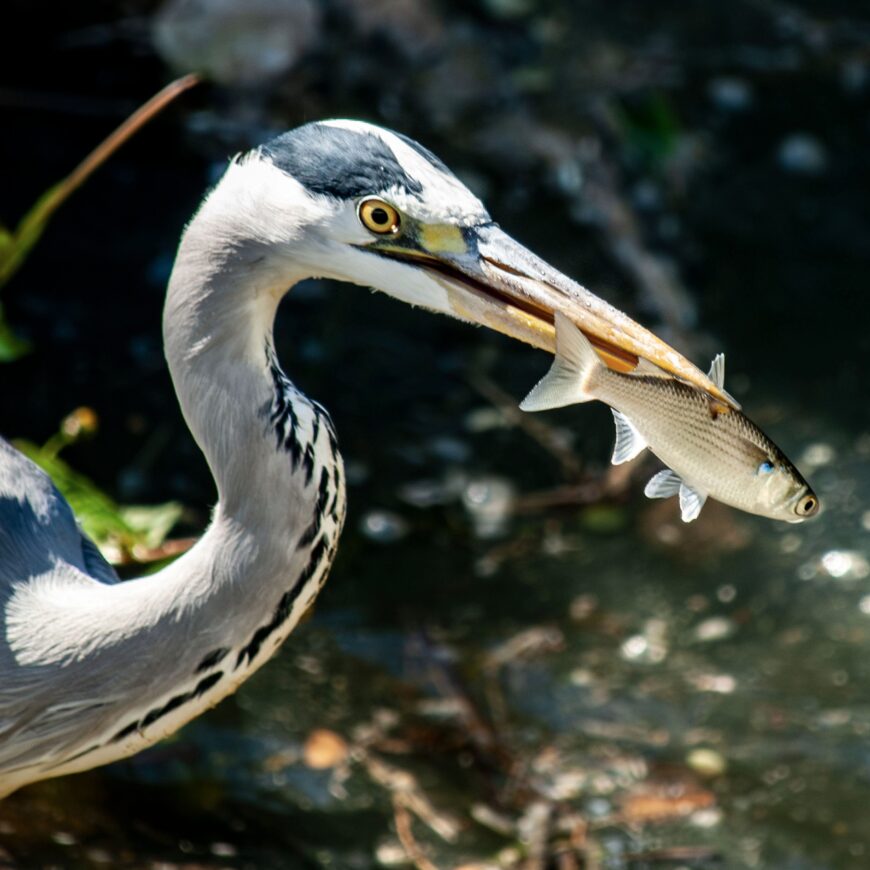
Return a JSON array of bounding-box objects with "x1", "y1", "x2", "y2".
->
[{"x1": 520, "y1": 312, "x2": 601, "y2": 411}]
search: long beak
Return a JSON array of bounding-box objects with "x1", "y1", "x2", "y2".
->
[{"x1": 382, "y1": 223, "x2": 735, "y2": 407}]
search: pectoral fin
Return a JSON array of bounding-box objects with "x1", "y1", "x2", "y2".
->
[
  {"x1": 610, "y1": 410, "x2": 648, "y2": 465},
  {"x1": 678, "y1": 483, "x2": 707, "y2": 522},
  {"x1": 644, "y1": 469, "x2": 683, "y2": 499}
]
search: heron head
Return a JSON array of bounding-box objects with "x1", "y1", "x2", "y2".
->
[{"x1": 216, "y1": 119, "x2": 728, "y2": 401}]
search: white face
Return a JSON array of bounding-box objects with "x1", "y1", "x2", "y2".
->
[{"x1": 209, "y1": 120, "x2": 492, "y2": 315}]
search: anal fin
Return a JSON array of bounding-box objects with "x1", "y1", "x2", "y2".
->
[
  {"x1": 644, "y1": 469, "x2": 707, "y2": 522},
  {"x1": 610, "y1": 409, "x2": 648, "y2": 465},
  {"x1": 678, "y1": 483, "x2": 707, "y2": 522}
]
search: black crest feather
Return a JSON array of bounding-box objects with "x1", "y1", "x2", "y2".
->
[{"x1": 261, "y1": 122, "x2": 433, "y2": 200}]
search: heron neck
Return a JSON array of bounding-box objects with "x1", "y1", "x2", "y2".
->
[{"x1": 163, "y1": 220, "x2": 303, "y2": 518}]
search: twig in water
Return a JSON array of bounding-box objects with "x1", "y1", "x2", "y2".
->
[
  {"x1": 357, "y1": 746, "x2": 460, "y2": 843},
  {"x1": 393, "y1": 796, "x2": 441, "y2": 870},
  {"x1": 468, "y1": 371, "x2": 582, "y2": 480},
  {"x1": 518, "y1": 800, "x2": 552, "y2": 870}
]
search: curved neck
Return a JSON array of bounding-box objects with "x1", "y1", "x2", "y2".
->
[
  {"x1": 166, "y1": 247, "x2": 284, "y2": 508},
  {"x1": 162, "y1": 168, "x2": 323, "y2": 521},
  {"x1": 155, "y1": 167, "x2": 345, "y2": 627}
]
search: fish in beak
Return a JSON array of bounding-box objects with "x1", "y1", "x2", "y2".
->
[
  {"x1": 519, "y1": 311, "x2": 818, "y2": 523},
  {"x1": 372, "y1": 221, "x2": 736, "y2": 408}
]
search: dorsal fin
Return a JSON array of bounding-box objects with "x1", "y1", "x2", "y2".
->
[
  {"x1": 707, "y1": 353, "x2": 725, "y2": 389},
  {"x1": 705, "y1": 352, "x2": 742, "y2": 409}
]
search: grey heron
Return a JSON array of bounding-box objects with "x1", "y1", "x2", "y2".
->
[{"x1": 0, "y1": 119, "x2": 726, "y2": 798}]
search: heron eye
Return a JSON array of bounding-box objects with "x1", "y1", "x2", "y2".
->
[
  {"x1": 758, "y1": 460, "x2": 775, "y2": 475},
  {"x1": 796, "y1": 495, "x2": 818, "y2": 516},
  {"x1": 359, "y1": 198, "x2": 401, "y2": 235}
]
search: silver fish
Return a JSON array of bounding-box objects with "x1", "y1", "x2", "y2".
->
[{"x1": 521, "y1": 312, "x2": 819, "y2": 523}]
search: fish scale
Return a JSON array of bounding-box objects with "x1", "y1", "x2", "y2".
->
[{"x1": 600, "y1": 376, "x2": 763, "y2": 484}]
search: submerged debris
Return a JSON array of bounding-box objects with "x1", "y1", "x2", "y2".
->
[
  {"x1": 360, "y1": 509, "x2": 410, "y2": 543},
  {"x1": 777, "y1": 132, "x2": 829, "y2": 175},
  {"x1": 303, "y1": 729, "x2": 349, "y2": 769},
  {"x1": 692, "y1": 616, "x2": 737, "y2": 643},
  {"x1": 620, "y1": 783, "x2": 716, "y2": 824},
  {"x1": 686, "y1": 748, "x2": 728, "y2": 778},
  {"x1": 707, "y1": 76, "x2": 754, "y2": 111},
  {"x1": 462, "y1": 476, "x2": 516, "y2": 539},
  {"x1": 620, "y1": 619, "x2": 669, "y2": 664}
]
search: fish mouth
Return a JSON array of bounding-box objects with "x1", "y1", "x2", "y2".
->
[
  {"x1": 784, "y1": 486, "x2": 821, "y2": 521},
  {"x1": 374, "y1": 223, "x2": 734, "y2": 406}
]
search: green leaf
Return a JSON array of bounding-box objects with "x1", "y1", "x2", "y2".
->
[
  {"x1": 0, "y1": 305, "x2": 29, "y2": 362},
  {"x1": 13, "y1": 437, "x2": 183, "y2": 564},
  {"x1": 119, "y1": 503, "x2": 185, "y2": 550}
]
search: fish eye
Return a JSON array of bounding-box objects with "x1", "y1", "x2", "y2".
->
[
  {"x1": 757, "y1": 460, "x2": 775, "y2": 475},
  {"x1": 359, "y1": 198, "x2": 401, "y2": 235},
  {"x1": 795, "y1": 494, "x2": 819, "y2": 517}
]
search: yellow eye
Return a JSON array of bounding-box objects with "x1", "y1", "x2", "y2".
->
[
  {"x1": 796, "y1": 495, "x2": 819, "y2": 517},
  {"x1": 358, "y1": 199, "x2": 401, "y2": 235}
]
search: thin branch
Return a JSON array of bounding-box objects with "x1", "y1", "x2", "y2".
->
[
  {"x1": 1, "y1": 74, "x2": 200, "y2": 287},
  {"x1": 393, "y1": 796, "x2": 441, "y2": 870},
  {"x1": 39, "y1": 74, "x2": 201, "y2": 223},
  {"x1": 467, "y1": 371, "x2": 582, "y2": 480}
]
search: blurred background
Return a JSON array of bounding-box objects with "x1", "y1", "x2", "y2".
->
[{"x1": 1, "y1": 1, "x2": 869, "y2": 867}]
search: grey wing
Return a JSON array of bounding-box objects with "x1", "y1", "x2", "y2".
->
[
  {"x1": 0, "y1": 438, "x2": 120, "y2": 779},
  {"x1": 0, "y1": 437, "x2": 119, "y2": 590}
]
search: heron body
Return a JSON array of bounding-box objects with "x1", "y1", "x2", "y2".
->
[{"x1": 0, "y1": 119, "x2": 720, "y2": 798}]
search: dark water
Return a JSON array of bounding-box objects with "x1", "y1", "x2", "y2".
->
[{"x1": 2, "y1": 1, "x2": 869, "y2": 867}]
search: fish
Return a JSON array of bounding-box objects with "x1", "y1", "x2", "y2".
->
[{"x1": 520, "y1": 312, "x2": 820, "y2": 523}]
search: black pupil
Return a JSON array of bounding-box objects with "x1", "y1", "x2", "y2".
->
[{"x1": 371, "y1": 207, "x2": 390, "y2": 226}]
